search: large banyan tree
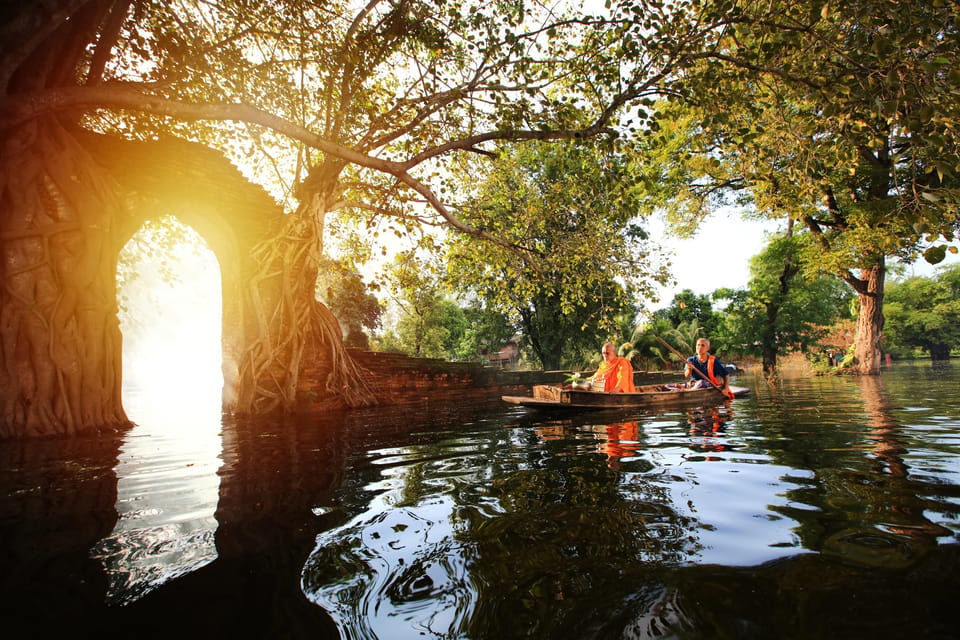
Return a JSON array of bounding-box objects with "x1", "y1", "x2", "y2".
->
[{"x1": 0, "y1": 0, "x2": 702, "y2": 438}]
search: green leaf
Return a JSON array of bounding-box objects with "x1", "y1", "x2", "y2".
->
[{"x1": 923, "y1": 245, "x2": 947, "y2": 264}]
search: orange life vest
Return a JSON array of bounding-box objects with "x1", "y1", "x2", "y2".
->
[
  {"x1": 694, "y1": 355, "x2": 735, "y2": 399},
  {"x1": 705, "y1": 355, "x2": 722, "y2": 387}
]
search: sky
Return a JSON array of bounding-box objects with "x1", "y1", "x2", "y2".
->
[{"x1": 648, "y1": 209, "x2": 780, "y2": 305}]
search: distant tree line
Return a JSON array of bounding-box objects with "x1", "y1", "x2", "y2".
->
[{"x1": 325, "y1": 243, "x2": 960, "y2": 374}]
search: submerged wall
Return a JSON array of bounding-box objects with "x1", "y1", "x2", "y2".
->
[{"x1": 298, "y1": 350, "x2": 682, "y2": 410}]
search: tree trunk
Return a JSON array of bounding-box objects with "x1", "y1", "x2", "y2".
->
[
  {"x1": 852, "y1": 261, "x2": 885, "y2": 375},
  {"x1": 760, "y1": 236, "x2": 798, "y2": 378},
  {"x1": 760, "y1": 331, "x2": 778, "y2": 378},
  {"x1": 0, "y1": 119, "x2": 131, "y2": 438},
  {"x1": 519, "y1": 308, "x2": 545, "y2": 369},
  {"x1": 929, "y1": 344, "x2": 951, "y2": 361},
  {"x1": 232, "y1": 196, "x2": 377, "y2": 415}
]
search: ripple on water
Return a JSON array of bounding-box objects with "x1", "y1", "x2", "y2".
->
[
  {"x1": 663, "y1": 458, "x2": 811, "y2": 566},
  {"x1": 303, "y1": 495, "x2": 478, "y2": 640}
]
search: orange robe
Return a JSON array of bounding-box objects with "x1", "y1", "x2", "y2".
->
[{"x1": 593, "y1": 357, "x2": 635, "y2": 393}]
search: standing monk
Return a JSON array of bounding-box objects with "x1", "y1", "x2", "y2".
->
[
  {"x1": 591, "y1": 343, "x2": 636, "y2": 393},
  {"x1": 685, "y1": 338, "x2": 734, "y2": 399}
]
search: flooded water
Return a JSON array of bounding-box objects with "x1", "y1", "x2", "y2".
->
[{"x1": 2, "y1": 362, "x2": 959, "y2": 639}]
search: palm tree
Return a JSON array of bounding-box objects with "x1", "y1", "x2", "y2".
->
[
  {"x1": 627, "y1": 318, "x2": 677, "y2": 370},
  {"x1": 655, "y1": 319, "x2": 706, "y2": 370},
  {"x1": 667, "y1": 319, "x2": 705, "y2": 354}
]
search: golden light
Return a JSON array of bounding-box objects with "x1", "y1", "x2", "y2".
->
[{"x1": 118, "y1": 215, "x2": 223, "y2": 416}]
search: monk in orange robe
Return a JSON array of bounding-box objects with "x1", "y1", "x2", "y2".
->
[{"x1": 591, "y1": 342, "x2": 636, "y2": 393}]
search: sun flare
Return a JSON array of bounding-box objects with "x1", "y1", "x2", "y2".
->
[{"x1": 118, "y1": 216, "x2": 223, "y2": 426}]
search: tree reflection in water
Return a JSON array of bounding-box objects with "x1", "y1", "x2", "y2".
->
[
  {"x1": 817, "y1": 374, "x2": 953, "y2": 569},
  {"x1": 302, "y1": 409, "x2": 705, "y2": 639}
]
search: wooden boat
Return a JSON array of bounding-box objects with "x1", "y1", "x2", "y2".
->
[{"x1": 502, "y1": 383, "x2": 749, "y2": 410}]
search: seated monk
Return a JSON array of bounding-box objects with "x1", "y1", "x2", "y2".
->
[{"x1": 591, "y1": 342, "x2": 636, "y2": 393}]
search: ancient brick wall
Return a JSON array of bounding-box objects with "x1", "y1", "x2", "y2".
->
[{"x1": 297, "y1": 350, "x2": 681, "y2": 410}]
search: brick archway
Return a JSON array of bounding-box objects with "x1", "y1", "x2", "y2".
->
[{"x1": 85, "y1": 133, "x2": 281, "y2": 413}]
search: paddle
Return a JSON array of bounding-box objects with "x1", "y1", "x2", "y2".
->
[{"x1": 655, "y1": 336, "x2": 732, "y2": 398}]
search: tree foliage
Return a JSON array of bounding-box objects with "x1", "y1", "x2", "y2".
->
[
  {"x1": 623, "y1": 317, "x2": 672, "y2": 369},
  {"x1": 443, "y1": 139, "x2": 663, "y2": 369},
  {"x1": 454, "y1": 303, "x2": 517, "y2": 364},
  {"x1": 2, "y1": 0, "x2": 703, "y2": 242},
  {"x1": 652, "y1": 289, "x2": 721, "y2": 338},
  {"x1": 375, "y1": 251, "x2": 455, "y2": 358},
  {"x1": 316, "y1": 258, "x2": 383, "y2": 349},
  {"x1": 11, "y1": 0, "x2": 958, "y2": 437},
  {"x1": 717, "y1": 234, "x2": 853, "y2": 371},
  {"x1": 883, "y1": 264, "x2": 960, "y2": 360},
  {"x1": 0, "y1": 0, "x2": 711, "y2": 435},
  {"x1": 633, "y1": 0, "x2": 960, "y2": 374}
]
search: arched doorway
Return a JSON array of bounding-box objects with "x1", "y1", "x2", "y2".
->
[{"x1": 118, "y1": 215, "x2": 223, "y2": 413}]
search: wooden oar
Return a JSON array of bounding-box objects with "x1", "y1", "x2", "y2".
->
[{"x1": 655, "y1": 336, "x2": 727, "y2": 394}]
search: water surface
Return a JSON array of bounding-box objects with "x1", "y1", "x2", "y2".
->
[{"x1": 1, "y1": 362, "x2": 958, "y2": 638}]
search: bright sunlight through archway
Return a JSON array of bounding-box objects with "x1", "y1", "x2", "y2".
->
[
  {"x1": 118, "y1": 216, "x2": 223, "y2": 411},
  {"x1": 92, "y1": 216, "x2": 224, "y2": 604}
]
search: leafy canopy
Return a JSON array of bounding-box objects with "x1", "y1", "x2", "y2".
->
[
  {"x1": 717, "y1": 233, "x2": 853, "y2": 358},
  {"x1": 3, "y1": 0, "x2": 712, "y2": 266},
  {"x1": 883, "y1": 264, "x2": 960, "y2": 359},
  {"x1": 442, "y1": 138, "x2": 665, "y2": 367},
  {"x1": 638, "y1": 0, "x2": 960, "y2": 276},
  {"x1": 445, "y1": 139, "x2": 667, "y2": 316}
]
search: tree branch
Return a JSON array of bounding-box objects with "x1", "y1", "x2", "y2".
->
[
  {"x1": 0, "y1": 84, "x2": 571, "y2": 262},
  {"x1": 86, "y1": 0, "x2": 134, "y2": 85},
  {"x1": 0, "y1": 84, "x2": 405, "y2": 169}
]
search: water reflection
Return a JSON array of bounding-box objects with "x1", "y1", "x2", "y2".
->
[
  {"x1": 303, "y1": 407, "x2": 716, "y2": 639},
  {"x1": 303, "y1": 372, "x2": 960, "y2": 639},
  {"x1": 3, "y1": 364, "x2": 960, "y2": 637},
  {"x1": 534, "y1": 417, "x2": 645, "y2": 469},
  {"x1": 590, "y1": 421, "x2": 642, "y2": 469},
  {"x1": 89, "y1": 382, "x2": 223, "y2": 604},
  {"x1": 685, "y1": 404, "x2": 736, "y2": 459},
  {"x1": 818, "y1": 374, "x2": 954, "y2": 569},
  {"x1": 303, "y1": 491, "x2": 476, "y2": 638},
  {"x1": 0, "y1": 434, "x2": 122, "y2": 635}
]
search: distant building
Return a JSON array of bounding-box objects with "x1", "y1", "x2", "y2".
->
[{"x1": 482, "y1": 339, "x2": 520, "y2": 369}]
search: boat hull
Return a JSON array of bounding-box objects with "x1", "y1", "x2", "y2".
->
[{"x1": 502, "y1": 383, "x2": 748, "y2": 409}]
